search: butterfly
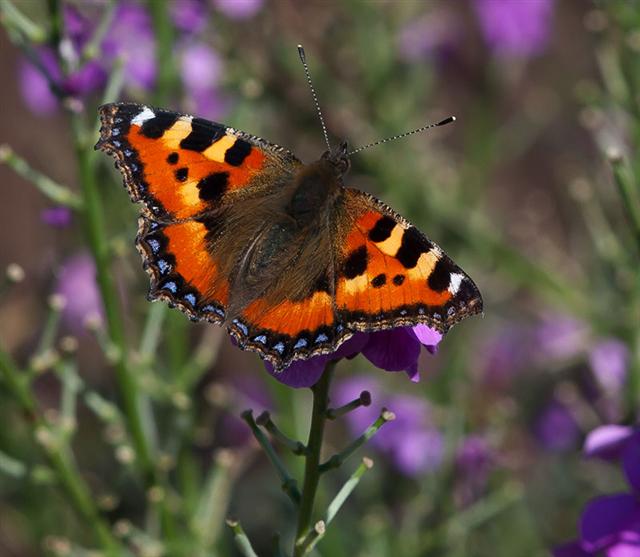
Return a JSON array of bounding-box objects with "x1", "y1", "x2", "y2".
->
[{"x1": 95, "y1": 97, "x2": 482, "y2": 372}]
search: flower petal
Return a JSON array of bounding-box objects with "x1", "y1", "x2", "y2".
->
[
  {"x1": 581, "y1": 494, "x2": 639, "y2": 552},
  {"x1": 362, "y1": 328, "x2": 421, "y2": 372},
  {"x1": 584, "y1": 426, "x2": 635, "y2": 460},
  {"x1": 412, "y1": 324, "x2": 442, "y2": 348},
  {"x1": 607, "y1": 541, "x2": 640, "y2": 557},
  {"x1": 623, "y1": 437, "x2": 640, "y2": 493},
  {"x1": 266, "y1": 356, "x2": 327, "y2": 389}
]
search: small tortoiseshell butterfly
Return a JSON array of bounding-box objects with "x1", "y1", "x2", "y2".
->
[{"x1": 95, "y1": 49, "x2": 482, "y2": 372}]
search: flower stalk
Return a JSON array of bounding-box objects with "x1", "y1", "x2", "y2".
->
[
  {"x1": 320, "y1": 408, "x2": 395, "y2": 473},
  {"x1": 257, "y1": 410, "x2": 308, "y2": 455},
  {"x1": 242, "y1": 409, "x2": 301, "y2": 504},
  {"x1": 294, "y1": 363, "x2": 334, "y2": 556}
]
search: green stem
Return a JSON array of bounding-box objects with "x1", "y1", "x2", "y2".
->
[
  {"x1": 149, "y1": 0, "x2": 176, "y2": 106},
  {"x1": 242, "y1": 410, "x2": 300, "y2": 504},
  {"x1": 226, "y1": 519, "x2": 259, "y2": 557},
  {"x1": 301, "y1": 458, "x2": 374, "y2": 555},
  {"x1": 319, "y1": 408, "x2": 394, "y2": 473},
  {"x1": 0, "y1": 144, "x2": 82, "y2": 208},
  {"x1": 71, "y1": 113, "x2": 156, "y2": 481},
  {"x1": 0, "y1": 347, "x2": 120, "y2": 554},
  {"x1": 294, "y1": 364, "x2": 334, "y2": 556},
  {"x1": 610, "y1": 153, "x2": 640, "y2": 251}
]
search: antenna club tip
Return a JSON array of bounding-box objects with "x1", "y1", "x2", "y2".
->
[
  {"x1": 297, "y1": 45, "x2": 306, "y2": 61},
  {"x1": 436, "y1": 116, "x2": 456, "y2": 126}
]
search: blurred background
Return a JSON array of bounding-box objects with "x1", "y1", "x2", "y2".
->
[{"x1": 1, "y1": 1, "x2": 639, "y2": 556}]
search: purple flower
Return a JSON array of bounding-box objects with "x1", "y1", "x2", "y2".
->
[
  {"x1": 102, "y1": 3, "x2": 156, "y2": 91},
  {"x1": 535, "y1": 313, "x2": 588, "y2": 361},
  {"x1": 54, "y1": 253, "x2": 104, "y2": 333},
  {"x1": 397, "y1": 11, "x2": 462, "y2": 63},
  {"x1": 212, "y1": 0, "x2": 263, "y2": 19},
  {"x1": 41, "y1": 207, "x2": 73, "y2": 228},
  {"x1": 335, "y1": 377, "x2": 444, "y2": 477},
  {"x1": 171, "y1": 0, "x2": 209, "y2": 34},
  {"x1": 553, "y1": 425, "x2": 640, "y2": 556},
  {"x1": 455, "y1": 435, "x2": 495, "y2": 505},
  {"x1": 534, "y1": 398, "x2": 580, "y2": 452},
  {"x1": 19, "y1": 49, "x2": 61, "y2": 115},
  {"x1": 178, "y1": 41, "x2": 229, "y2": 119},
  {"x1": 590, "y1": 339, "x2": 629, "y2": 395},
  {"x1": 479, "y1": 326, "x2": 530, "y2": 387},
  {"x1": 180, "y1": 42, "x2": 222, "y2": 92},
  {"x1": 18, "y1": 48, "x2": 105, "y2": 115},
  {"x1": 63, "y1": 4, "x2": 94, "y2": 51},
  {"x1": 268, "y1": 325, "x2": 442, "y2": 388},
  {"x1": 472, "y1": 0, "x2": 555, "y2": 58}
]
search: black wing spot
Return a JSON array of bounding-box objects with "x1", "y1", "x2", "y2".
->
[
  {"x1": 197, "y1": 172, "x2": 229, "y2": 202},
  {"x1": 368, "y1": 216, "x2": 396, "y2": 242},
  {"x1": 313, "y1": 272, "x2": 331, "y2": 294},
  {"x1": 175, "y1": 167, "x2": 189, "y2": 182},
  {"x1": 139, "y1": 111, "x2": 179, "y2": 139},
  {"x1": 396, "y1": 227, "x2": 433, "y2": 269},
  {"x1": 167, "y1": 152, "x2": 179, "y2": 164},
  {"x1": 393, "y1": 274, "x2": 405, "y2": 286},
  {"x1": 224, "y1": 139, "x2": 252, "y2": 166},
  {"x1": 180, "y1": 118, "x2": 226, "y2": 151},
  {"x1": 371, "y1": 273, "x2": 386, "y2": 288},
  {"x1": 427, "y1": 258, "x2": 451, "y2": 292},
  {"x1": 343, "y1": 246, "x2": 368, "y2": 279}
]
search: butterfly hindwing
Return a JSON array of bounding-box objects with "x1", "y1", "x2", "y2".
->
[
  {"x1": 334, "y1": 188, "x2": 483, "y2": 333},
  {"x1": 96, "y1": 102, "x2": 301, "y2": 220},
  {"x1": 136, "y1": 216, "x2": 229, "y2": 323}
]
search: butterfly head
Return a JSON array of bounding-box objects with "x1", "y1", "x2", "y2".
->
[{"x1": 321, "y1": 140, "x2": 351, "y2": 176}]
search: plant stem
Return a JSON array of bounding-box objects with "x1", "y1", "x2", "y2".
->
[
  {"x1": 71, "y1": 114, "x2": 156, "y2": 481},
  {"x1": 0, "y1": 347, "x2": 121, "y2": 554},
  {"x1": 294, "y1": 363, "x2": 334, "y2": 556}
]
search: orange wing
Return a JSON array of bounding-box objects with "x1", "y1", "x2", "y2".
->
[
  {"x1": 225, "y1": 188, "x2": 482, "y2": 372},
  {"x1": 96, "y1": 103, "x2": 301, "y2": 220},
  {"x1": 228, "y1": 289, "x2": 348, "y2": 369},
  {"x1": 96, "y1": 103, "x2": 301, "y2": 326},
  {"x1": 334, "y1": 188, "x2": 483, "y2": 333},
  {"x1": 136, "y1": 216, "x2": 230, "y2": 323}
]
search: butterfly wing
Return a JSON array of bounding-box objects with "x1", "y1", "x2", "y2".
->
[
  {"x1": 226, "y1": 186, "x2": 482, "y2": 372},
  {"x1": 96, "y1": 102, "x2": 301, "y2": 220},
  {"x1": 333, "y1": 188, "x2": 483, "y2": 333},
  {"x1": 96, "y1": 102, "x2": 301, "y2": 324}
]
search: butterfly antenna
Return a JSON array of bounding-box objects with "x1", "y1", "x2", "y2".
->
[
  {"x1": 298, "y1": 45, "x2": 332, "y2": 152},
  {"x1": 347, "y1": 116, "x2": 456, "y2": 156}
]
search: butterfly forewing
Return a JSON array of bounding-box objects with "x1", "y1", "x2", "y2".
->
[{"x1": 333, "y1": 188, "x2": 483, "y2": 333}]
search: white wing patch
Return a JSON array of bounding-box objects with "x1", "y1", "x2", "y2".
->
[
  {"x1": 132, "y1": 107, "x2": 156, "y2": 126},
  {"x1": 448, "y1": 272, "x2": 464, "y2": 295}
]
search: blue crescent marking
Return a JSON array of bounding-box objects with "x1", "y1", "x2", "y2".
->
[
  {"x1": 163, "y1": 281, "x2": 177, "y2": 294},
  {"x1": 294, "y1": 338, "x2": 308, "y2": 350},
  {"x1": 148, "y1": 239, "x2": 160, "y2": 254},
  {"x1": 232, "y1": 319, "x2": 248, "y2": 335}
]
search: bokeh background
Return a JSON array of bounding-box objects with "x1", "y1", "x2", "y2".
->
[{"x1": 1, "y1": 1, "x2": 639, "y2": 556}]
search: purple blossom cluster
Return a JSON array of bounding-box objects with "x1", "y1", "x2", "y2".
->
[
  {"x1": 554, "y1": 425, "x2": 640, "y2": 556},
  {"x1": 480, "y1": 313, "x2": 630, "y2": 448},
  {"x1": 19, "y1": 0, "x2": 264, "y2": 117},
  {"x1": 398, "y1": 0, "x2": 555, "y2": 63}
]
